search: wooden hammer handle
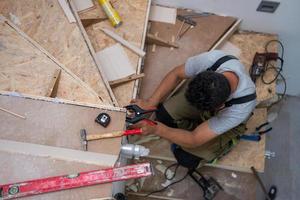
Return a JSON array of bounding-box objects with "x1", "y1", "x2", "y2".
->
[{"x1": 86, "y1": 131, "x2": 123, "y2": 141}]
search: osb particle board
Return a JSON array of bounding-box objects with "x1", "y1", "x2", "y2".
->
[
  {"x1": 227, "y1": 31, "x2": 278, "y2": 102},
  {"x1": 139, "y1": 11, "x2": 237, "y2": 99},
  {"x1": 83, "y1": 0, "x2": 150, "y2": 106},
  {"x1": 0, "y1": 0, "x2": 114, "y2": 105},
  {"x1": 0, "y1": 92, "x2": 126, "y2": 156},
  {"x1": 0, "y1": 18, "x2": 101, "y2": 104},
  {"x1": 0, "y1": 151, "x2": 112, "y2": 199}
]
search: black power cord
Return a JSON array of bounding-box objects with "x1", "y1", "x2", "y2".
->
[
  {"x1": 261, "y1": 40, "x2": 287, "y2": 105},
  {"x1": 145, "y1": 163, "x2": 189, "y2": 197}
]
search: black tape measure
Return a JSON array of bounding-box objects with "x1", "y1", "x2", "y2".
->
[{"x1": 95, "y1": 113, "x2": 111, "y2": 127}]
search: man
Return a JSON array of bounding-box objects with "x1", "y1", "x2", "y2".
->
[{"x1": 131, "y1": 50, "x2": 256, "y2": 168}]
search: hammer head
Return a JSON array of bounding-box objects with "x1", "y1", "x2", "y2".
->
[
  {"x1": 80, "y1": 129, "x2": 88, "y2": 151},
  {"x1": 177, "y1": 15, "x2": 197, "y2": 26}
]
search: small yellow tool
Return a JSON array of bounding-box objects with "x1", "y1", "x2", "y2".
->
[{"x1": 98, "y1": 0, "x2": 122, "y2": 28}]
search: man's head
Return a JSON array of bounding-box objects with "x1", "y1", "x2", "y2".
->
[{"x1": 185, "y1": 71, "x2": 231, "y2": 112}]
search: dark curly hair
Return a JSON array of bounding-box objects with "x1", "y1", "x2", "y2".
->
[{"x1": 185, "y1": 71, "x2": 231, "y2": 112}]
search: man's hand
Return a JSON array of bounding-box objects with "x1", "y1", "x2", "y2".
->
[
  {"x1": 130, "y1": 98, "x2": 157, "y2": 110},
  {"x1": 129, "y1": 120, "x2": 163, "y2": 136}
]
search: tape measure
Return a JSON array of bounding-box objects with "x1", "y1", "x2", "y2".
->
[{"x1": 95, "y1": 113, "x2": 111, "y2": 127}]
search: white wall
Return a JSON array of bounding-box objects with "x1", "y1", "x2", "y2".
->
[{"x1": 154, "y1": 0, "x2": 300, "y2": 96}]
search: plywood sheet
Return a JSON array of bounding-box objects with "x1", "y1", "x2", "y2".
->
[
  {"x1": 0, "y1": 151, "x2": 112, "y2": 199},
  {"x1": 83, "y1": 0, "x2": 151, "y2": 106},
  {"x1": 0, "y1": 92, "x2": 126, "y2": 155},
  {"x1": 0, "y1": 0, "x2": 114, "y2": 105},
  {"x1": 227, "y1": 31, "x2": 278, "y2": 102},
  {"x1": 139, "y1": 11, "x2": 237, "y2": 99},
  {"x1": 0, "y1": 17, "x2": 102, "y2": 104}
]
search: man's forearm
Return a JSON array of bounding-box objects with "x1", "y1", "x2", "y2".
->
[{"x1": 155, "y1": 124, "x2": 198, "y2": 148}]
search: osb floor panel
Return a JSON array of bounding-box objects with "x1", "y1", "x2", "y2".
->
[
  {"x1": 139, "y1": 11, "x2": 236, "y2": 99},
  {"x1": 0, "y1": 151, "x2": 112, "y2": 200},
  {"x1": 0, "y1": 93, "x2": 125, "y2": 156},
  {"x1": 127, "y1": 158, "x2": 257, "y2": 200},
  {"x1": 83, "y1": 0, "x2": 150, "y2": 106},
  {"x1": 0, "y1": 0, "x2": 113, "y2": 105},
  {"x1": 228, "y1": 31, "x2": 278, "y2": 102},
  {"x1": 0, "y1": 17, "x2": 102, "y2": 104}
]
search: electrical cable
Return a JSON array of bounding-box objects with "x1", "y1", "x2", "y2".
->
[
  {"x1": 261, "y1": 40, "x2": 287, "y2": 105},
  {"x1": 144, "y1": 163, "x2": 189, "y2": 197}
]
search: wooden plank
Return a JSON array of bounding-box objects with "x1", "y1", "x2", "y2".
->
[
  {"x1": 58, "y1": 0, "x2": 76, "y2": 23},
  {"x1": 46, "y1": 69, "x2": 61, "y2": 97},
  {"x1": 149, "y1": 5, "x2": 177, "y2": 24},
  {"x1": 146, "y1": 33, "x2": 179, "y2": 48},
  {"x1": 0, "y1": 151, "x2": 113, "y2": 199},
  {"x1": 0, "y1": 91, "x2": 126, "y2": 155},
  {"x1": 0, "y1": 139, "x2": 117, "y2": 166},
  {"x1": 83, "y1": 0, "x2": 151, "y2": 106},
  {"x1": 0, "y1": 16, "x2": 103, "y2": 104},
  {"x1": 226, "y1": 31, "x2": 277, "y2": 102},
  {"x1": 0, "y1": 0, "x2": 114, "y2": 105},
  {"x1": 95, "y1": 43, "x2": 135, "y2": 82},
  {"x1": 99, "y1": 28, "x2": 146, "y2": 57},
  {"x1": 109, "y1": 73, "x2": 145, "y2": 87}
]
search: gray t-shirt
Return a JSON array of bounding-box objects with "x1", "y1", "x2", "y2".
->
[{"x1": 185, "y1": 50, "x2": 256, "y2": 135}]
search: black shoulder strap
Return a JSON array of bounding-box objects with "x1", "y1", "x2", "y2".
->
[
  {"x1": 207, "y1": 55, "x2": 237, "y2": 72},
  {"x1": 225, "y1": 93, "x2": 256, "y2": 107}
]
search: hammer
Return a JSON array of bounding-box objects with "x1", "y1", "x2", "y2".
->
[{"x1": 80, "y1": 128, "x2": 143, "y2": 151}]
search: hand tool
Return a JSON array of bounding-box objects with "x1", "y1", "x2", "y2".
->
[
  {"x1": 95, "y1": 112, "x2": 111, "y2": 127},
  {"x1": 240, "y1": 122, "x2": 272, "y2": 142},
  {"x1": 188, "y1": 169, "x2": 223, "y2": 200},
  {"x1": 176, "y1": 15, "x2": 197, "y2": 40},
  {"x1": 250, "y1": 52, "x2": 282, "y2": 82},
  {"x1": 0, "y1": 163, "x2": 152, "y2": 199},
  {"x1": 125, "y1": 104, "x2": 157, "y2": 124},
  {"x1": 80, "y1": 128, "x2": 143, "y2": 150},
  {"x1": 251, "y1": 166, "x2": 277, "y2": 200}
]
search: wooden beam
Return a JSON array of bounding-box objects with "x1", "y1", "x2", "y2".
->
[
  {"x1": 0, "y1": 106, "x2": 26, "y2": 119},
  {"x1": 0, "y1": 139, "x2": 117, "y2": 166},
  {"x1": 98, "y1": 28, "x2": 146, "y2": 57},
  {"x1": 46, "y1": 69, "x2": 61, "y2": 97},
  {"x1": 146, "y1": 33, "x2": 179, "y2": 48},
  {"x1": 109, "y1": 73, "x2": 145, "y2": 87}
]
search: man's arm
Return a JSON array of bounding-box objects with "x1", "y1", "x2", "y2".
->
[
  {"x1": 130, "y1": 120, "x2": 217, "y2": 148},
  {"x1": 131, "y1": 64, "x2": 187, "y2": 108}
]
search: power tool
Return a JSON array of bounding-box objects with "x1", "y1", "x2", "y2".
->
[{"x1": 250, "y1": 52, "x2": 279, "y2": 82}]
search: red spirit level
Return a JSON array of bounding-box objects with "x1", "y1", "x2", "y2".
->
[{"x1": 0, "y1": 163, "x2": 152, "y2": 199}]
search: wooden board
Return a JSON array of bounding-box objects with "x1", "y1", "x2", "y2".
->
[
  {"x1": 139, "y1": 11, "x2": 237, "y2": 99},
  {"x1": 226, "y1": 31, "x2": 278, "y2": 102},
  {"x1": 0, "y1": 17, "x2": 102, "y2": 104},
  {"x1": 0, "y1": 0, "x2": 114, "y2": 105},
  {"x1": 0, "y1": 91, "x2": 126, "y2": 156},
  {"x1": 82, "y1": 0, "x2": 151, "y2": 106},
  {"x1": 0, "y1": 151, "x2": 112, "y2": 199}
]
